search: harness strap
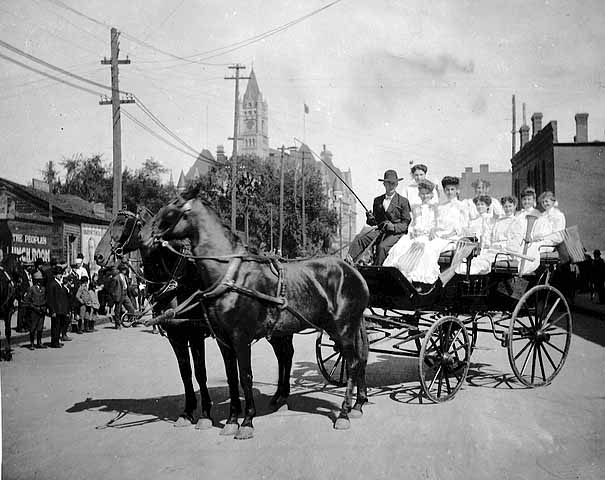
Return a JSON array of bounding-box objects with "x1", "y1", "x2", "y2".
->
[{"x1": 0, "y1": 266, "x2": 16, "y2": 311}]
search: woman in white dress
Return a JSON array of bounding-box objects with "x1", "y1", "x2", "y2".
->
[
  {"x1": 457, "y1": 196, "x2": 524, "y2": 274},
  {"x1": 465, "y1": 196, "x2": 495, "y2": 250},
  {"x1": 386, "y1": 176, "x2": 467, "y2": 284},
  {"x1": 463, "y1": 179, "x2": 504, "y2": 221},
  {"x1": 383, "y1": 180, "x2": 437, "y2": 277}
]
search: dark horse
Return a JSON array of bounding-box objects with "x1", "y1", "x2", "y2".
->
[
  {"x1": 140, "y1": 194, "x2": 370, "y2": 439},
  {"x1": 1, "y1": 253, "x2": 29, "y2": 360},
  {"x1": 94, "y1": 210, "x2": 295, "y2": 434}
]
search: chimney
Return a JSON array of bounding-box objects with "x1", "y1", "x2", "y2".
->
[
  {"x1": 464, "y1": 167, "x2": 472, "y2": 173},
  {"x1": 479, "y1": 164, "x2": 488, "y2": 174},
  {"x1": 216, "y1": 144, "x2": 226, "y2": 162},
  {"x1": 531, "y1": 112, "x2": 543, "y2": 138},
  {"x1": 519, "y1": 124, "x2": 530, "y2": 148},
  {"x1": 574, "y1": 113, "x2": 588, "y2": 143}
]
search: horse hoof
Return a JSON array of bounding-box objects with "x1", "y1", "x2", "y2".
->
[
  {"x1": 348, "y1": 407, "x2": 363, "y2": 419},
  {"x1": 174, "y1": 415, "x2": 193, "y2": 428},
  {"x1": 220, "y1": 423, "x2": 239, "y2": 436},
  {"x1": 195, "y1": 418, "x2": 213, "y2": 430},
  {"x1": 235, "y1": 426, "x2": 254, "y2": 440},
  {"x1": 334, "y1": 417, "x2": 351, "y2": 430}
]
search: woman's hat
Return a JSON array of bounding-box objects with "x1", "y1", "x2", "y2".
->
[
  {"x1": 378, "y1": 170, "x2": 403, "y2": 182},
  {"x1": 32, "y1": 271, "x2": 44, "y2": 281}
]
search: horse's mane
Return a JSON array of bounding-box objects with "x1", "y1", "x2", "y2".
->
[{"x1": 179, "y1": 186, "x2": 244, "y2": 250}]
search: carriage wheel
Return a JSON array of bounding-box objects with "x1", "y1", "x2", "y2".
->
[
  {"x1": 120, "y1": 312, "x2": 135, "y2": 328},
  {"x1": 418, "y1": 316, "x2": 470, "y2": 403},
  {"x1": 316, "y1": 330, "x2": 347, "y2": 387},
  {"x1": 507, "y1": 285, "x2": 572, "y2": 387}
]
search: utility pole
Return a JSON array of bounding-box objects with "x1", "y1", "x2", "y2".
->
[
  {"x1": 269, "y1": 204, "x2": 274, "y2": 253},
  {"x1": 511, "y1": 94, "x2": 517, "y2": 157},
  {"x1": 225, "y1": 64, "x2": 250, "y2": 231},
  {"x1": 279, "y1": 145, "x2": 285, "y2": 256},
  {"x1": 301, "y1": 147, "x2": 306, "y2": 251},
  {"x1": 100, "y1": 27, "x2": 134, "y2": 216}
]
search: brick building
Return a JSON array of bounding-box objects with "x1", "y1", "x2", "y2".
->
[
  {"x1": 459, "y1": 164, "x2": 511, "y2": 201},
  {"x1": 510, "y1": 112, "x2": 605, "y2": 251}
]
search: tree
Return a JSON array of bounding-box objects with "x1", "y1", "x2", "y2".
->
[
  {"x1": 59, "y1": 153, "x2": 112, "y2": 204},
  {"x1": 188, "y1": 155, "x2": 338, "y2": 258},
  {"x1": 122, "y1": 157, "x2": 174, "y2": 213}
]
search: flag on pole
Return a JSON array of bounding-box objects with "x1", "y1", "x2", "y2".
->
[{"x1": 304, "y1": 103, "x2": 309, "y2": 114}]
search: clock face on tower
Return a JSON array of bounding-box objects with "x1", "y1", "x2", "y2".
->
[{"x1": 246, "y1": 119, "x2": 255, "y2": 131}]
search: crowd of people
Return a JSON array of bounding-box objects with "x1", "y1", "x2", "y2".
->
[
  {"x1": 12, "y1": 253, "x2": 146, "y2": 352},
  {"x1": 348, "y1": 164, "x2": 579, "y2": 289}
]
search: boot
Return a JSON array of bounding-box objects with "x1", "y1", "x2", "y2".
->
[
  {"x1": 90, "y1": 319, "x2": 96, "y2": 332},
  {"x1": 36, "y1": 331, "x2": 47, "y2": 349},
  {"x1": 76, "y1": 317, "x2": 83, "y2": 334},
  {"x1": 28, "y1": 332, "x2": 36, "y2": 350}
]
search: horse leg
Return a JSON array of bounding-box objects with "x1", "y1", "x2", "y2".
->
[
  {"x1": 218, "y1": 342, "x2": 241, "y2": 436},
  {"x1": 189, "y1": 331, "x2": 213, "y2": 430},
  {"x1": 166, "y1": 331, "x2": 196, "y2": 427},
  {"x1": 268, "y1": 335, "x2": 294, "y2": 410},
  {"x1": 233, "y1": 339, "x2": 255, "y2": 440},
  {"x1": 350, "y1": 321, "x2": 369, "y2": 419},
  {"x1": 334, "y1": 342, "x2": 355, "y2": 430}
]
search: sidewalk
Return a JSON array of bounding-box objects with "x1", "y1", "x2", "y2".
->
[
  {"x1": 2, "y1": 312, "x2": 115, "y2": 347},
  {"x1": 571, "y1": 292, "x2": 605, "y2": 319}
]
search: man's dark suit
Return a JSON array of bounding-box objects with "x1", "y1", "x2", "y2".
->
[
  {"x1": 46, "y1": 278, "x2": 70, "y2": 346},
  {"x1": 349, "y1": 192, "x2": 411, "y2": 265}
]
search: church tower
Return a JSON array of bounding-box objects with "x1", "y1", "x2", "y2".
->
[{"x1": 239, "y1": 68, "x2": 269, "y2": 159}]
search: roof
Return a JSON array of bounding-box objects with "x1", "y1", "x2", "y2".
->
[
  {"x1": 0, "y1": 177, "x2": 111, "y2": 224},
  {"x1": 185, "y1": 149, "x2": 215, "y2": 181},
  {"x1": 243, "y1": 68, "x2": 261, "y2": 103}
]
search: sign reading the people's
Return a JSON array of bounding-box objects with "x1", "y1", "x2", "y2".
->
[{"x1": 11, "y1": 232, "x2": 51, "y2": 263}]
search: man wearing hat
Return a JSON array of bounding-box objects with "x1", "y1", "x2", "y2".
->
[
  {"x1": 347, "y1": 169, "x2": 411, "y2": 265},
  {"x1": 22, "y1": 270, "x2": 47, "y2": 349},
  {"x1": 46, "y1": 265, "x2": 71, "y2": 348}
]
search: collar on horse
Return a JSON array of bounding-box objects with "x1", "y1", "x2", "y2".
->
[{"x1": 150, "y1": 255, "x2": 322, "y2": 346}]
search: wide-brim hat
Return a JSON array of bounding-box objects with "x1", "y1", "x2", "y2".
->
[{"x1": 378, "y1": 169, "x2": 403, "y2": 182}]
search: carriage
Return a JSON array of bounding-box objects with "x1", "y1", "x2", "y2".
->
[{"x1": 315, "y1": 227, "x2": 582, "y2": 403}]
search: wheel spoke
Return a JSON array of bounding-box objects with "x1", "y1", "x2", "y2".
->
[
  {"x1": 339, "y1": 356, "x2": 346, "y2": 382},
  {"x1": 542, "y1": 287, "x2": 552, "y2": 319},
  {"x1": 448, "y1": 327, "x2": 463, "y2": 352},
  {"x1": 544, "y1": 331, "x2": 568, "y2": 337},
  {"x1": 429, "y1": 336, "x2": 440, "y2": 353},
  {"x1": 541, "y1": 298, "x2": 562, "y2": 328},
  {"x1": 428, "y1": 364, "x2": 443, "y2": 390},
  {"x1": 327, "y1": 354, "x2": 342, "y2": 378},
  {"x1": 514, "y1": 337, "x2": 533, "y2": 361},
  {"x1": 541, "y1": 342, "x2": 559, "y2": 370},
  {"x1": 543, "y1": 338, "x2": 566, "y2": 355},
  {"x1": 444, "y1": 322, "x2": 453, "y2": 352},
  {"x1": 513, "y1": 317, "x2": 532, "y2": 331},
  {"x1": 537, "y1": 343, "x2": 547, "y2": 381},
  {"x1": 520, "y1": 342, "x2": 535, "y2": 376},
  {"x1": 543, "y1": 312, "x2": 568, "y2": 330},
  {"x1": 512, "y1": 334, "x2": 532, "y2": 341},
  {"x1": 445, "y1": 371, "x2": 452, "y2": 394},
  {"x1": 530, "y1": 340, "x2": 538, "y2": 383},
  {"x1": 436, "y1": 368, "x2": 444, "y2": 397},
  {"x1": 322, "y1": 350, "x2": 340, "y2": 363}
]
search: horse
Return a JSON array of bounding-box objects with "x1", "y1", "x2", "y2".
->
[
  {"x1": 94, "y1": 210, "x2": 295, "y2": 434},
  {"x1": 139, "y1": 193, "x2": 370, "y2": 439},
  {"x1": 1, "y1": 253, "x2": 29, "y2": 360}
]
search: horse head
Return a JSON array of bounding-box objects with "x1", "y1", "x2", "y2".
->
[
  {"x1": 140, "y1": 196, "x2": 241, "y2": 256},
  {"x1": 1, "y1": 253, "x2": 29, "y2": 297},
  {"x1": 94, "y1": 210, "x2": 143, "y2": 267}
]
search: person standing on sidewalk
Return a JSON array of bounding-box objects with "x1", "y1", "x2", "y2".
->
[
  {"x1": 75, "y1": 276, "x2": 93, "y2": 333},
  {"x1": 22, "y1": 270, "x2": 47, "y2": 350},
  {"x1": 46, "y1": 266, "x2": 71, "y2": 348},
  {"x1": 593, "y1": 249, "x2": 605, "y2": 304}
]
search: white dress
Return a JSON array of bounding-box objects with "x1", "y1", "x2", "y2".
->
[
  {"x1": 404, "y1": 181, "x2": 441, "y2": 209},
  {"x1": 456, "y1": 214, "x2": 523, "y2": 275},
  {"x1": 383, "y1": 203, "x2": 437, "y2": 276},
  {"x1": 391, "y1": 200, "x2": 465, "y2": 283},
  {"x1": 463, "y1": 196, "x2": 504, "y2": 221}
]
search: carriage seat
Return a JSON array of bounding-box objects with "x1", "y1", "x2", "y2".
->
[{"x1": 492, "y1": 250, "x2": 560, "y2": 274}]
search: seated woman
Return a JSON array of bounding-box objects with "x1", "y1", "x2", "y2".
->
[
  {"x1": 465, "y1": 195, "x2": 495, "y2": 250},
  {"x1": 457, "y1": 196, "x2": 524, "y2": 275},
  {"x1": 514, "y1": 188, "x2": 566, "y2": 275},
  {"x1": 384, "y1": 179, "x2": 437, "y2": 276},
  {"x1": 516, "y1": 187, "x2": 541, "y2": 220},
  {"x1": 385, "y1": 176, "x2": 467, "y2": 284}
]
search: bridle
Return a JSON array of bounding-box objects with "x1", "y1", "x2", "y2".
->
[{"x1": 109, "y1": 210, "x2": 140, "y2": 259}]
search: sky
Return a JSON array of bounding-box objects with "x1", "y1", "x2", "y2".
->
[{"x1": 1, "y1": 0, "x2": 604, "y2": 227}]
